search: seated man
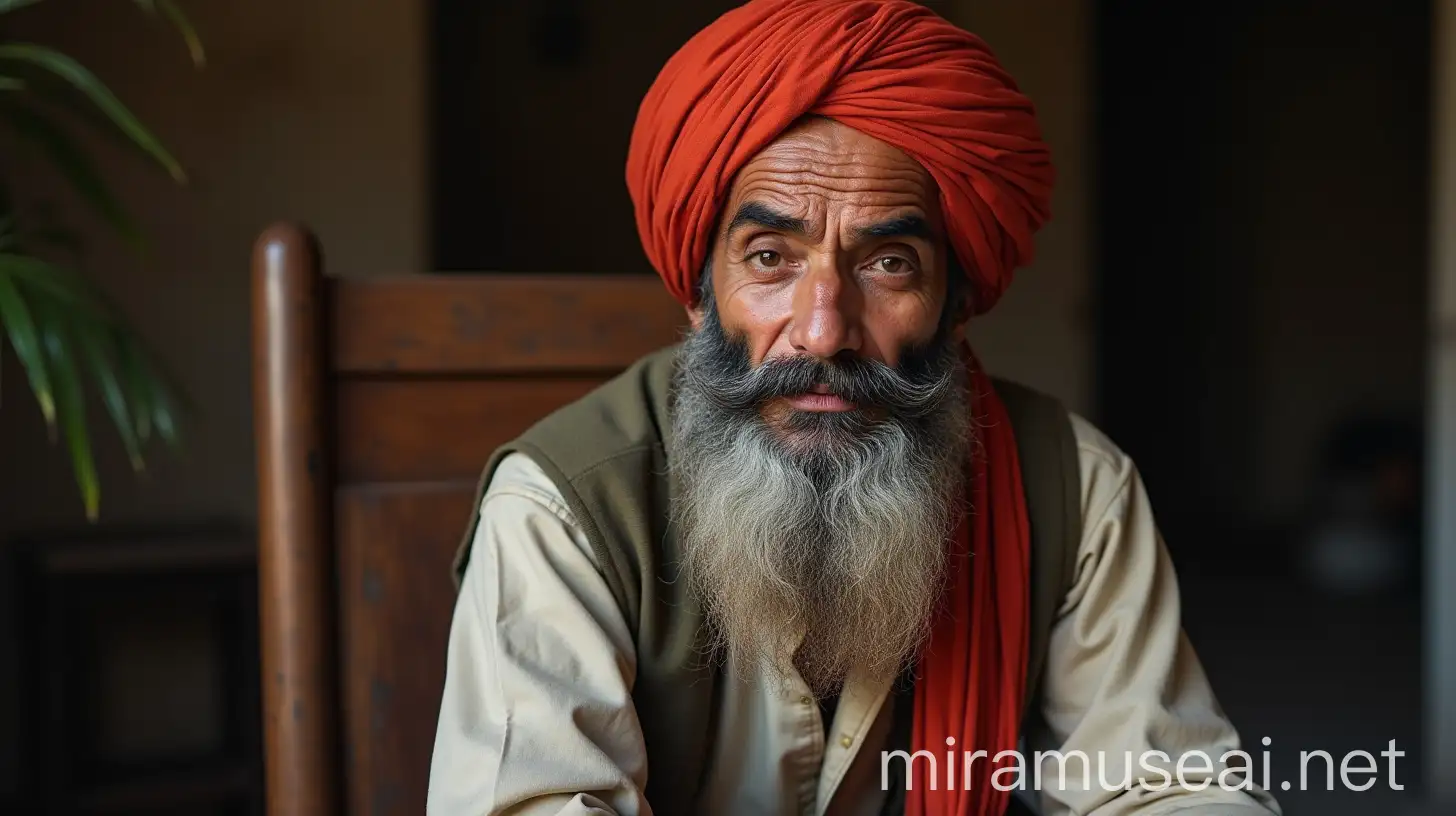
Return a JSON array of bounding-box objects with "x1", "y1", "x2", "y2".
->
[{"x1": 429, "y1": 1, "x2": 1281, "y2": 814}]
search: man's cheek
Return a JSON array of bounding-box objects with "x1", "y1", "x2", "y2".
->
[{"x1": 723, "y1": 320, "x2": 781, "y2": 368}]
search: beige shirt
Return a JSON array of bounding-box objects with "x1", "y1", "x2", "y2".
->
[{"x1": 428, "y1": 413, "x2": 1282, "y2": 816}]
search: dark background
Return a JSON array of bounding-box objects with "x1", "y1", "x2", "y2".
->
[{"x1": 1096, "y1": 4, "x2": 1430, "y2": 814}]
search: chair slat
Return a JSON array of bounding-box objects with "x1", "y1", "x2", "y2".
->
[{"x1": 329, "y1": 274, "x2": 686, "y2": 374}]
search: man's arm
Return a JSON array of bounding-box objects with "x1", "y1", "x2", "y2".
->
[
  {"x1": 1028, "y1": 416, "x2": 1282, "y2": 816},
  {"x1": 427, "y1": 454, "x2": 649, "y2": 816}
]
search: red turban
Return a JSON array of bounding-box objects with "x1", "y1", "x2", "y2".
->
[
  {"x1": 626, "y1": 0, "x2": 1053, "y2": 314},
  {"x1": 626, "y1": 2, "x2": 1055, "y2": 815}
]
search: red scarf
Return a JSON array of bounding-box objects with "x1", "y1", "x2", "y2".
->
[
  {"x1": 627, "y1": 4, "x2": 1052, "y2": 812},
  {"x1": 907, "y1": 355, "x2": 1030, "y2": 814}
]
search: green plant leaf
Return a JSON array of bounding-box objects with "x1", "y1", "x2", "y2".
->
[
  {"x1": 0, "y1": 252, "x2": 111, "y2": 318},
  {"x1": 0, "y1": 101, "x2": 144, "y2": 249},
  {"x1": 156, "y1": 1, "x2": 206, "y2": 68},
  {"x1": 0, "y1": 43, "x2": 187, "y2": 183},
  {"x1": 119, "y1": 338, "x2": 152, "y2": 444},
  {"x1": 34, "y1": 301, "x2": 99, "y2": 519},
  {"x1": 118, "y1": 334, "x2": 182, "y2": 448},
  {"x1": 0, "y1": 264, "x2": 56, "y2": 430},
  {"x1": 0, "y1": 77, "x2": 24, "y2": 91},
  {"x1": 75, "y1": 321, "x2": 143, "y2": 470},
  {"x1": 0, "y1": 0, "x2": 44, "y2": 15},
  {"x1": 133, "y1": 0, "x2": 206, "y2": 68},
  {"x1": 151, "y1": 369, "x2": 180, "y2": 445},
  {"x1": 1, "y1": 252, "x2": 178, "y2": 456}
]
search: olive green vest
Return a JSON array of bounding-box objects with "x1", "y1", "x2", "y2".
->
[{"x1": 452, "y1": 344, "x2": 1081, "y2": 812}]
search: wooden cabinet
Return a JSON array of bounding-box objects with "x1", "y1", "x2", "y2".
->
[{"x1": 7, "y1": 526, "x2": 263, "y2": 816}]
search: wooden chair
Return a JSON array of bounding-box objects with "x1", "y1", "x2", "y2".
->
[{"x1": 250, "y1": 223, "x2": 686, "y2": 816}]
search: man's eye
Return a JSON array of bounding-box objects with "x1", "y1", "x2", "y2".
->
[
  {"x1": 751, "y1": 250, "x2": 783, "y2": 268},
  {"x1": 874, "y1": 256, "x2": 912, "y2": 274}
]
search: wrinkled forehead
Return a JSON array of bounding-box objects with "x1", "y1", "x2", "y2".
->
[{"x1": 720, "y1": 117, "x2": 945, "y2": 237}]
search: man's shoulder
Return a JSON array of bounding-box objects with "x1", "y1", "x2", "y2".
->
[
  {"x1": 1064, "y1": 410, "x2": 1142, "y2": 535},
  {"x1": 989, "y1": 377, "x2": 1137, "y2": 528},
  {"x1": 992, "y1": 372, "x2": 1139, "y2": 533},
  {"x1": 511, "y1": 344, "x2": 680, "y2": 474},
  {"x1": 1066, "y1": 411, "x2": 1134, "y2": 480},
  {"x1": 456, "y1": 345, "x2": 681, "y2": 587},
  {"x1": 482, "y1": 450, "x2": 577, "y2": 516}
]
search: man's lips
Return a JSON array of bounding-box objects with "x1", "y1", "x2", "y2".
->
[{"x1": 783, "y1": 384, "x2": 857, "y2": 412}]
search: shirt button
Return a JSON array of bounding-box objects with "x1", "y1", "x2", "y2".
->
[
  {"x1": 800, "y1": 696, "x2": 813, "y2": 705},
  {"x1": 840, "y1": 735, "x2": 854, "y2": 748}
]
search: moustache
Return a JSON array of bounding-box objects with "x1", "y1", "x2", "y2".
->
[{"x1": 679, "y1": 325, "x2": 961, "y2": 420}]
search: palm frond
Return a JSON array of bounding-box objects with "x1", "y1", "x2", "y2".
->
[
  {"x1": 0, "y1": 251, "x2": 185, "y2": 508},
  {"x1": 0, "y1": 100, "x2": 144, "y2": 249},
  {"x1": 31, "y1": 297, "x2": 99, "y2": 519},
  {"x1": 0, "y1": 251, "x2": 110, "y2": 316},
  {"x1": 0, "y1": 43, "x2": 187, "y2": 182},
  {"x1": 0, "y1": 0, "x2": 44, "y2": 15},
  {"x1": 0, "y1": 1, "x2": 201, "y2": 518},
  {"x1": 132, "y1": 0, "x2": 205, "y2": 68},
  {"x1": 118, "y1": 332, "x2": 181, "y2": 447},
  {"x1": 0, "y1": 260, "x2": 56, "y2": 430},
  {"x1": 76, "y1": 319, "x2": 143, "y2": 470}
]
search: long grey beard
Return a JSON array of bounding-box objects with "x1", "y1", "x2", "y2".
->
[{"x1": 669, "y1": 328, "x2": 971, "y2": 697}]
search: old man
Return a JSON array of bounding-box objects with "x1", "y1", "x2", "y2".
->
[{"x1": 428, "y1": 1, "x2": 1282, "y2": 814}]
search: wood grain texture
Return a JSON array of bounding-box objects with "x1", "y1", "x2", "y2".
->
[
  {"x1": 329, "y1": 274, "x2": 686, "y2": 374},
  {"x1": 333, "y1": 377, "x2": 608, "y2": 483},
  {"x1": 251, "y1": 222, "x2": 341, "y2": 816},
  {"x1": 253, "y1": 223, "x2": 690, "y2": 815},
  {"x1": 335, "y1": 483, "x2": 478, "y2": 816}
]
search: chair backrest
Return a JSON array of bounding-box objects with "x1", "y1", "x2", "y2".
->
[{"x1": 251, "y1": 223, "x2": 686, "y2": 816}]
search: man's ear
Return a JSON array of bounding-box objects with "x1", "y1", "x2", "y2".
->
[{"x1": 687, "y1": 305, "x2": 704, "y2": 331}]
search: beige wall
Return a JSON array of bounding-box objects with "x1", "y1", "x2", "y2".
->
[{"x1": 951, "y1": 0, "x2": 1096, "y2": 417}]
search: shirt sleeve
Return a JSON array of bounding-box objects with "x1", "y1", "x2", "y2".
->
[
  {"x1": 1028, "y1": 416, "x2": 1283, "y2": 816},
  {"x1": 427, "y1": 453, "x2": 650, "y2": 816}
]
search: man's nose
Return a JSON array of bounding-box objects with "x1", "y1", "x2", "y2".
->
[{"x1": 787, "y1": 264, "x2": 862, "y2": 359}]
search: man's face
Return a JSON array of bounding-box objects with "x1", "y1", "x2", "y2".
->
[
  {"x1": 695, "y1": 117, "x2": 960, "y2": 417},
  {"x1": 670, "y1": 118, "x2": 972, "y2": 696}
]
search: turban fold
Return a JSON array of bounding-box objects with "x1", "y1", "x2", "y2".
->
[
  {"x1": 626, "y1": 0, "x2": 1054, "y2": 314},
  {"x1": 627, "y1": 3, "x2": 1055, "y2": 815}
]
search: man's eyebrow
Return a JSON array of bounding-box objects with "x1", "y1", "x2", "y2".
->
[
  {"x1": 724, "y1": 201, "x2": 808, "y2": 237},
  {"x1": 853, "y1": 214, "x2": 935, "y2": 241}
]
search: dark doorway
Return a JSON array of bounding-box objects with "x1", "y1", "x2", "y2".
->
[
  {"x1": 1095, "y1": 0, "x2": 1430, "y2": 571},
  {"x1": 1096, "y1": 2, "x2": 1430, "y2": 812}
]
